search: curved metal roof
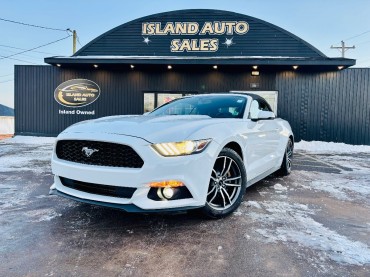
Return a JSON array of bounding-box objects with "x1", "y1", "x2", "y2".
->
[{"x1": 45, "y1": 9, "x2": 355, "y2": 68}]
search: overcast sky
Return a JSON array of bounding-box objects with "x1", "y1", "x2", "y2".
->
[{"x1": 1, "y1": 0, "x2": 370, "y2": 108}]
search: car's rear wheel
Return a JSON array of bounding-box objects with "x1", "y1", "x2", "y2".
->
[
  {"x1": 201, "y1": 148, "x2": 247, "y2": 219},
  {"x1": 277, "y1": 138, "x2": 293, "y2": 176}
]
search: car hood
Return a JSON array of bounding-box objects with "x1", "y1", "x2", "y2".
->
[{"x1": 61, "y1": 115, "x2": 225, "y2": 143}]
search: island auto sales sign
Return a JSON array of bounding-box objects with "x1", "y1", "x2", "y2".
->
[
  {"x1": 54, "y1": 79, "x2": 100, "y2": 108},
  {"x1": 141, "y1": 21, "x2": 249, "y2": 52},
  {"x1": 54, "y1": 79, "x2": 99, "y2": 116}
]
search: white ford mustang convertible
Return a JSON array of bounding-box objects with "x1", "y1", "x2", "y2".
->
[{"x1": 50, "y1": 93, "x2": 293, "y2": 218}]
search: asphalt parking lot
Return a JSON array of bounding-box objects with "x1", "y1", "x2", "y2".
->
[{"x1": 0, "y1": 138, "x2": 369, "y2": 276}]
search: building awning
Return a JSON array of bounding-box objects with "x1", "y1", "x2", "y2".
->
[{"x1": 45, "y1": 55, "x2": 355, "y2": 70}]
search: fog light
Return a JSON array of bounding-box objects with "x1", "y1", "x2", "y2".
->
[
  {"x1": 156, "y1": 187, "x2": 175, "y2": 200},
  {"x1": 163, "y1": 187, "x2": 174, "y2": 199}
]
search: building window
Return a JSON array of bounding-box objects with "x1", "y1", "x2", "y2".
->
[
  {"x1": 143, "y1": 91, "x2": 197, "y2": 113},
  {"x1": 230, "y1": 91, "x2": 278, "y2": 115},
  {"x1": 144, "y1": 93, "x2": 155, "y2": 112},
  {"x1": 157, "y1": 93, "x2": 183, "y2": 107}
]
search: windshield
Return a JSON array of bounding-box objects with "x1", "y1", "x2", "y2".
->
[{"x1": 149, "y1": 95, "x2": 247, "y2": 118}]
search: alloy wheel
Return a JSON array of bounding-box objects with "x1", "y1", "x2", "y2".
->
[
  {"x1": 286, "y1": 139, "x2": 293, "y2": 172},
  {"x1": 207, "y1": 156, "x2": 242, "y2": 210}
]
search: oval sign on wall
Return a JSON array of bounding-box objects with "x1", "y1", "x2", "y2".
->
[{"x1": 54, "y1": 79, "x2": 100, "y2": 108}]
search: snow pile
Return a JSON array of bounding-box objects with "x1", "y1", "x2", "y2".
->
[
  {"x1": 1, "y1": 135, "x2": 56, "y2": 144},
  {"x1": 295, "y1": 140, "x2": 370, "y2": 154},
  {"x1": 249, "y1": 200, "x2": 370, "y2": 266},
  {"x1": 273, "y1": 183, "x2": 287, "y2": 191}
]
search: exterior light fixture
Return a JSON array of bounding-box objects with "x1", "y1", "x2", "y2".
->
[
  {"x1": 130, "y1": 64, "x2": 135, "y2": 69},
  {"x1": 293, "y1": 65, "x2": 299, "y2": 70},
  {"x1": 162, "y1": 187, "x2": 175, "y2": 199},
  {"x1": 252, "y1": 65, "x2": 258, "y2": 70},
  {"x1": 56, "y1": 64, "x2": 61, "y2": 67},
  {"x1": 251, "y1": 71, "x2": 260, "y2": 76},
  {"x1": 338, "y1": 66, "x2": 344, "y2": 70},
  {"x1": 213, "y1": 65, "x2": 218, "y2": 69},
  {"x1": 93, "y1": 64, "x2": 98, "y2": 68},
  {"x1": 167, "y1": 65, "x2": 172, "y2": 70}
]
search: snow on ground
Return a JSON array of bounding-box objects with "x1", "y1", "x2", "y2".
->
[
  {"x1": 242, "y1": 140, "x2": 370, "y2": 267},
  {"x1": 0, "y1": 145, "x2": 52, "y2": 173},
  {"x1": 0, "y1": 136, "x2": 60, "y2": 222},
  {"x1": 293, "y1": 140, "x2": 370, "y2": 202},
  {"x1": 294, "y1": 148, "x2": 370, "y2": 202},
  {"x1": 1, "y1": 135, "x2": 56, "y2": 145},
  {"x1": 295, "y1": 140, "x2": 370, "y2": 153},
  {"x1": 0, "y1": 136, "x2": 54, "y2": 173},
  {"x1": 248, "y1": 200, "x2": 370, "y2": 266},
  {"x1": 295, "y1": 170, "x2": 370, "y2": 201},
  {"x1": 23, "y1": 208, "x2": 62, "y2": 222}
]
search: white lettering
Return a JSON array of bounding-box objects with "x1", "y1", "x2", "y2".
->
[
  {"x1": 58, "y1": 109, "x2": 95, "y2": 115},
  {"x1": 141, "y1": 20, "x2": 249, "y2": 52}
]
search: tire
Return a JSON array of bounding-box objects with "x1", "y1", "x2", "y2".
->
[
  {"x1": 201, "y1": 148, "x2": 247, "y2": 219},
  {"x1": 277, "y1": 138, "x2": 293, "y2": 176}
]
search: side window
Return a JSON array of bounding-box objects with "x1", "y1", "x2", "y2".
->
[{"x1": 258, "y1": 99, "x2": 272, "y2": 112}]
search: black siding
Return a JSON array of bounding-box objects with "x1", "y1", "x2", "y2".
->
[
  {"x1": 276, "y1": 69, "x2": 370, "y2": 144},
  {"x1": 15, "y1": 65, "x2": 370, "y2": 145}
]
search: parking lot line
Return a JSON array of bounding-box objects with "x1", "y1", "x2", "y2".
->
[{"x1": 298, "y1": 152, "x2": 344, "y2": 171}]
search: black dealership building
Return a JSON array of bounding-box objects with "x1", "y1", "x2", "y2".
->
[{"x1": 14, "y1": 9, "x2": 370, "y2": 145}]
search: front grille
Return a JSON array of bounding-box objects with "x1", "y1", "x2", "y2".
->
[
  {"x1": 60, "y1": 177, "x2": 136, "y2": 198},
  {"x1": 56, "y1": 140, "x2": 144, "y2": 168}
]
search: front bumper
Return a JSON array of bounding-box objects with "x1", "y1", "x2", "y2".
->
[
  {"x1": 49, "y1": 189, "x2": 202, "y2": 212},
  {"x1": 51, "y1": 132, "x2": 220, "y2": 211}
]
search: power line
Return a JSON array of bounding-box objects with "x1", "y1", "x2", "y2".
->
[
  {"x1": 1, "y1": 48, "x2": 48, "y2": 60},
  {"x1": 0, "y1": 79, "x2": 13, "y2": 84},
  {"x1": 343, "y1": 30, "x2": 370, "y2": 42},
  {"x1": 77, "y1": 35, "x2": 82, "y2": 47},
  {"x1": 356, "y1": 39, "x2": 370, "y2": 46},
  {"x1": 0, "y1": 73, "x2": 13, "y2": 78},
  {"x1": 0, "y1": 17, "x2": 68, "y2": 32},
  {"x1": 0, "y1": 54, "x2": 39, "y2": 64},
  {"x1": 0, "y1": 44, "x2": 60, "y2": 55},
  {"x1": 0, "y1": 35, "x2": 71, "y2": 60}
]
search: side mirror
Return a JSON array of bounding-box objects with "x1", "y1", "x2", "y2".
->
[{"x1": 257, "y1": 111, "x2": 275, "y2": 120}]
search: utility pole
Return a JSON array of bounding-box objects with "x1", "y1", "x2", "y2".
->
[
  {"x1": 331, "y1": 41, "x2": 355, "y2": 58},
  {"x1": 67, "y1": 29, "x2": 77, "y2": 54},
  {"x1": 72, "y1": 30, "x2": 77, "y2": 54}
]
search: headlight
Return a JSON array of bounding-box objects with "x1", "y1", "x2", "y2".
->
[{"x1": 151, "y1": 139, "x2": 212, "y2": 157}]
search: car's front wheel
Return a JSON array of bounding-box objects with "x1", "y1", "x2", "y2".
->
[
  {"x1": 277, "y1": 138, "x2": 293, "y2": 176},
  {"x1": 201, "y1": 148, "x2": 247, "y2": 219}
]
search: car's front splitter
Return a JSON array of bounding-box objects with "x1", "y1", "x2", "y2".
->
[{"x1": 49, "y1": 189, "x2": 203, "y2": 213}]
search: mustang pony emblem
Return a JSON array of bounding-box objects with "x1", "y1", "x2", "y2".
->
[{"x1": 82, "y1": 147, "x2": 99, "y2": 157}]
